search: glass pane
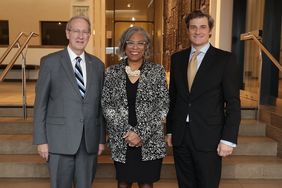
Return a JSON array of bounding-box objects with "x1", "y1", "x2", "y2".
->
[
  {"x1": 243, "y1": 40, "x2": 261, "y2": 99},
  {"x1": 241, "y1": 0, "x2": 264, "y2": 103},
  {"x1": 106, "y1": 22, "x2": 154, "y2": 67},
  {"x1": 41, "y1": 21, "x2": 68, "y2": 46},
  {"x1": 0, "y1": 20, "x2": 9, "y2": 45},
  {"x1": 114, "y1": 22, "x2": 154, "y2": 47},
  {"x1": 114, "y1": 0, "x2": 154, "y2": 22},
  {"x1": 105, "y1": 0, "x2": 155, "y2": 67}
]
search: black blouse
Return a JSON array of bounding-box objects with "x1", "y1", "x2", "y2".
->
[{"x1": 126, "y1": 75, "x2": 139, "y2": 127}]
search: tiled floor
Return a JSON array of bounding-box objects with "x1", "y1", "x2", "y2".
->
[{"x1": 1, "y1": 178, "x2": 282, "y2": 188}]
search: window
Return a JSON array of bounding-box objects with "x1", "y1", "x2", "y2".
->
[
  {"x1": 0, "y1": 20, "x2": 9, "y2": 45},
  {"x1": 106, "y1": 0, "x2": 155, "y2": 66},
  {"x1": 41, "y1": 21, "x2": 68, "y2": 46}
]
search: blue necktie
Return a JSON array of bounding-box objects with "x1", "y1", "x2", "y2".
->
[{"x1": 74, "y1": 57, "x2": 86, "y2": 98}]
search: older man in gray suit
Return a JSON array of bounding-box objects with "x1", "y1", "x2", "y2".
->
[{"x1": 33, "y1": 16, "x2": 105, "y2": 188}]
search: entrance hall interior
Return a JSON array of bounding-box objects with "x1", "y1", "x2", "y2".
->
[{"x1": 0, "y1": 0, "x2": 282, "y2": 187}]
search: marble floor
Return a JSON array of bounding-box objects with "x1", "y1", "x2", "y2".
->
[{"x1": 1, "y1": 178, "x2": 282, "y2": 188}]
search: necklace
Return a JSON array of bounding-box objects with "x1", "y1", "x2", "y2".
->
[{"x1": 125, "y1": 66, "x2": 140, "y2": 77}]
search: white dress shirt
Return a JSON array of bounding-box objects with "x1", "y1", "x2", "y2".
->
[{"x1": 67, "y1": 46, "x2": 87, "y2": 87}]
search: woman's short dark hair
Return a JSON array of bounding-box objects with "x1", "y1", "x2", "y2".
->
[
  {"x1": 118, "y1": 26, "x2": 152, "y2": 59},
  {"x1": 185, "y1": 10, "x2": 214, "y2": 30}
]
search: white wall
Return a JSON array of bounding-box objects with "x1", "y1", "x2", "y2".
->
[
  {"x1": 0, "y1": 0, "x2": 71, "y2": 45},
  {"x1": 0, "y1": 0, "x2": 106, "y2": 61},
  {"x1": 209, "y1": 0, "x2": 234, "y2": 52},
  {"x1": 0, "y1": 47, "x2": 63, "y2": 65}
]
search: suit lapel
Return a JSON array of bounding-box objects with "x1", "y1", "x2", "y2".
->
[
  {"x1": 179, "y1": 49, "x2": 191, "y2": 97},
  {"x1": 184, "y1": 49, "x2": 191, "y2": 95},
  {"x1": 60, "y1": 49, "x2": 82, "y2": 98},
  {"x1": 84, "y1": 54, "x2": 97, "y2": 100}
]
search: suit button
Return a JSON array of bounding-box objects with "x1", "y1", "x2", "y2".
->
[
  {"x1": 80, "y1": 119, "x2": 83, "y2": 122},
  {"x1": 188, "y1": 103, "x2": 192, "y2": 107}
]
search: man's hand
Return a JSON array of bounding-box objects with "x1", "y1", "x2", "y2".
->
[
  {"x1": 37, "y1": 144, "x2": 49, "y2": 161},
  {"x1": 98, "y1": 144, "x2": 105, "y2": 155},
  {"x1": 165, "y1": 134, "x2": 173, "y2": 147},
  {"x1": 217, "y1": 143, "x2": 234, "y2": 157}
]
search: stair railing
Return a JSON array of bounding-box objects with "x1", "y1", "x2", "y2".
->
[
  {"x1": 0, "y1": 32, "x2": 39, "y2": 81},
  {"x1": 0, "y1": 32, "x2": 39, "y2": 119},
  {"x1": 241, "y1": 30, "x2": 282, "y2": 72},
  {"x1": 240, "y1": 30, "x2": 282, "y2": 117},
  {"x1": 0, "y1": 32, "x2": 28, "y2": 64}
]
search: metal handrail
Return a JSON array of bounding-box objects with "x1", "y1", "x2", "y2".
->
[
  {"x1": 241, "y1": 30, "x2": 281, "y2": 117},
  {"x1": 0, "y1": 32, "x2": 29, "y2": 65},
  {"x1": 240, "y1": 30, "x2": 282, "y2": 72},
  {"x1": 0, "y1": 31, "x2": 38, "y2": 119},
  {"x1": 0, "y1": 32, "x2": 38, "y2": 81}
]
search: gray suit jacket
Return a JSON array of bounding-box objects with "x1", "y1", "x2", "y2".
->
[{"x1": 33, "y1": 48, "x2": 105, "y2": 155}]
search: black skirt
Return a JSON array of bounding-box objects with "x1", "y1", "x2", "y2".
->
[
  {"x1": 115, "y1": 71, "x2": 162, "y2": 183},
  {"x1": 114, "y1": 146, "x2": 163, "y2": 183}
]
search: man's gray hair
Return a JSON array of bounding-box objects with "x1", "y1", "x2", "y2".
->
[{"x1": 66, "y1": 16, "x2": 91, "y2": 33}]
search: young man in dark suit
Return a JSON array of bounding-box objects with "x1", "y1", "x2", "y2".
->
[
  {"x1": 166, "y1": 10, "x2": 241, "y2": 188},
  {"x1": 33, "y1": 16, "x2": 105, "y2": 188}
]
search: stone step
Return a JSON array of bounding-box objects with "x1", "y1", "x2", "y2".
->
[
  {"x1": 0, "y1": 118, "x2": 264, "y2": 135},
  {"x1": 0, "y1": 117, "x2": 33, "y2": 134},
  {"x1": 0, "y1": 155, "x2": 282, "y2": 179},
  {"x1": 0, "y1": 135, "x2": 111, "y2": 155},
  {"x1": 0, "y1": 155, "x2": 48, "y2": 178},
  {"x1": 156, "y1": 136, "x2": 277, "y2": 156},
  {"x1": 0, "y1": 67, "x2": 39, "y2": 81},
  {"x1": 0, "y1": 135, "x2": 37, "y2": 154},
  {"x1": 0, "y1": 134, "x2": 277, "y2": 157},
  {"x1": 239, "y1": 119, "x2": 266, "y2": 136},
  {"x1": 1, "y1": 178, "x2": 282, "y2": 188},
  {"x1": 234, "y1": 136, "x2": 277, "y2": 156},
  {"x1": 222, "y1": 156, "x2": 282, "y2": 179},
  {"x1": 0, "y1": 107, "x2": 257, "y2": 119},
  {"x1": 241, "y1": 108, "x2": 257, "y2": 120},
  {"x1": 0, "y1": 107, "x2": 33, "y2": 117}
]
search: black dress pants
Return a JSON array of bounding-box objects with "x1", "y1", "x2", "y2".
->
[{"x1": 173, "y1": 125, "x2": 222, "y2": 188}]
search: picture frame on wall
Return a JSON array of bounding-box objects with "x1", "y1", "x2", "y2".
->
[{"x1": 73, "y1": 6, "x2": 89, "y2": 17}]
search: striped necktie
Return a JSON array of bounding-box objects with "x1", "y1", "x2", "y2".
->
[
  {"x1": 74, "y1": 56, "x2": 86, "y2": 98},
  {"x1": 188, "y1": 50, "x2": 200, "y2": 91}
]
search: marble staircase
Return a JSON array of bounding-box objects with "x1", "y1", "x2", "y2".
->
[{"x1": 0, "y1": 108, "x2": 282, "y2": 180}]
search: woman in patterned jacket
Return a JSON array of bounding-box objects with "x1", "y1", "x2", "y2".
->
[{"x1": 101, "y1": 26, "x2": 169, "y2": 188}]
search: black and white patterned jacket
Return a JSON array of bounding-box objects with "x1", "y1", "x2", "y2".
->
[{"x1": 101, "y1": 60, "x2": 169, "y2": 163}]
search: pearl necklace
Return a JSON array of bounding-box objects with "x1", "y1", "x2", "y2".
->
[{"x1": 125, "y1": 66, "x2": 140, "y2": 77}]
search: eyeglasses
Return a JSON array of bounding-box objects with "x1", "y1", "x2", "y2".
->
[
  {"x1": 126, "y1": 40, "x2": 147, "y2": 48},
  {"x1": 68, "y1": 29, "x2": 90, "y2": 36}
]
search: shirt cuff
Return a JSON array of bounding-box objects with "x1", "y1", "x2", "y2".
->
[{"x1": 220, "y1": 140, "x2": 237, "y2": 147}]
